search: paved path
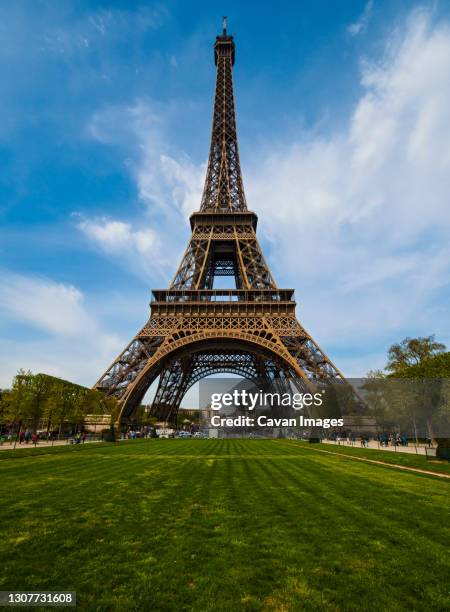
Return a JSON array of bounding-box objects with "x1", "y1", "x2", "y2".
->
[
  {"x1": 309, "y1": 446, "x2": 450, "y2": 479},
  {"x1": 0, "y1": 439, "x2": 102, "y2": 451},
  {"x1": 323, "y1": 439, "x2": 433, "y2": 456}
]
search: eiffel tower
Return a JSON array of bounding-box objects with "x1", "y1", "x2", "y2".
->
[{"x1": 95, "y1": 19, "x2": 346, "y2": 423}]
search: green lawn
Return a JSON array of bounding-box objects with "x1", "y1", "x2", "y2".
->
[
  {"x1": 315, "y1": 441, "x2": 450, "y2": 475},
  {"x1": 0, "y1": 440, "x2": 449, "y2": 611}
]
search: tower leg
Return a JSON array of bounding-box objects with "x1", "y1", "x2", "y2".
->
[{"x1": 151, "y1": 355, "x2": 194, "y2": 425}]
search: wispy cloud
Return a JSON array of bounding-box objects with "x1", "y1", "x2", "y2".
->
[
  {"x1": 75, "y1": 214, "x2": 173, "y2": 283},
  {"x1": 0, "y1": 2, "x2": 170, "y2": 142},
  {"x1": 79, "y1": 99, "x2": 205, "y2": 281},
  {"x1": 347, "y1": 0, "x2": 374, "y2": 37},
  {"x1": 77, "y1": 217, "x2": 157, "y2": 255},
  {"x1": 0, "y1": 272, "x2": 122, "y2": 386},
  {"x1": 88, "y1": 99, "x2": 205, "y2": 217},
  {"x1": 248, "y1": 10, "x2": 450, "y2": 361},
  {"x1": 0, "y1": 272, "x2": 95, "y2": 337}
]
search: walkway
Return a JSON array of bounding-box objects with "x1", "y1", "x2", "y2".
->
[
  {"x1": 323, "y1": 439, "x2": 433, "y2": 456},
  {"x1": 0, "y1": 438, "x2": 102, "y2": 451},
  {"x1": 309, "y1": 446, "x2": 450, "y2": 479}
]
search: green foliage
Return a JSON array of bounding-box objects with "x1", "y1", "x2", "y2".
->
[
  {"x1": 99, "y1": 395, "x2": 120, "y2": 425},
  {"x1": 0, "y1": 371, "x2": 118, "y2": 433},
  {"x1": 363, "y1": 348, "x2": 450, "y2": 442},
  {"x1": 386, "y1": 335, "x2": 446, "y2": 375},
  {"x1": 393, "y1": 351, "x2": 450, "y2": 379},
  {"x1": 26, "y1": 374, "x2": 52, "y2": 430},
  {"x1": 1, "y1": 369, "x2": 32, "y2": 425},
  {"x1": 361, "y1": 375, "x2": 450, "y2": 441}
]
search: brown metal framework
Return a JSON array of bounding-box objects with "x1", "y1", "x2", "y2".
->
[{"x1": 95, "y1": 23, "x2": 347, "y2": 423}]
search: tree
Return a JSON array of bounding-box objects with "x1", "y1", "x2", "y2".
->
[
  {"x1": 96, "y1": 395, "x2": 119, "y2": 441},
  {"x1": 44, "y1": 379, "x2": 80, "y2": 437},
  {"x1": 6, "y1": 370, "x2": 33, "y2": 427},
  {"x1": 386, "y1": 335, "x2": 446, "y2": 375},
  {"x1": 24, "y1": 373, "x2": 52, "y2": 432},
  {"x1": 0, "y1": 389, "x2": 12, "y2": 433},
  {"x1": 361, "y1": 370, "x2": 390, "y2": 429},
  {"x1": 394, "y1": 352, "x2": 450, "y2": 379},
  {"x1": 392, "y1": 352, "x2": 450, "y2": 447}
]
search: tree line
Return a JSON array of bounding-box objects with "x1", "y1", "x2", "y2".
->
[
  {"x1": 0, "y1": 370, "x2": 119, "y2": 437},
  {"x1": 362, "y1": 336, "x2": 450, "y2": 450}
]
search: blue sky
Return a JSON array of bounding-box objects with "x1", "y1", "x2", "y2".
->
[{"x1": 1, "y1": 0, "x2": 450, "y2": 392}]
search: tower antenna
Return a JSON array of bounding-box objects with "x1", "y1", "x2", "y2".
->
[{"x1": 222, "y1": 16, "x2": 227, "y2": 35}]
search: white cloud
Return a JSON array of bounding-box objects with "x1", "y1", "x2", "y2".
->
[
  {"x1": 0, "y1": 272, "x2": 123, "y2": 387},
  {"x1": 77, "y1": 217, "x2": 157, "y2": 255},
  {"x1": 41, "y1": 6, "x2": 168, "y2": 56},
  {"x1": 347, "y1": 0, "x2": 374, "y2": 37},
  {"x1": 81, "y1": 100, "x2": 205, "y2": 282},
  {"x1": 157, "y1": 153, "x2": 205, "y2": 217},
  {"x1": 247, "y1": 10, "x2": 450, "y2": 359},
  {"x1": 0, "y1": 273, "x2": 94, "y2": 337},
  {"x1": 88, "y1": 99, "x2": 204, "y2": 217},
  {"x1": 76, "y1": 214, "x2": 178, "y2": 283}
]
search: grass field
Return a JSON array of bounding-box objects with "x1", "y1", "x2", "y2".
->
[
  {"x1": 312, "y1": 442, "x2": 450, "y2": 475},
  {"x1": 0, "y1": 440, "x2": 449, "y2": 611}
]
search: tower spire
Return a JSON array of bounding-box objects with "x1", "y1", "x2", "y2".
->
[{"x1": 199, "y1": 19, "x2": 247, "y2": 212}]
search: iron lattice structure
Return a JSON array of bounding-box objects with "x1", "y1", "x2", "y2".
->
[{"x1": 95, "y1": 23, "x2": 347, "y2": 423}]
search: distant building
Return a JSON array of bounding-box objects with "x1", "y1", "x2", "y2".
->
[{"x1": 84, "y1": 414, "x2": 111, "y2": 432}]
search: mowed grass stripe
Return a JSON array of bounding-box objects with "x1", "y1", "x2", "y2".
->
[
  {"x1": 265, "y1": 450, "x2": 449, "y2": 552},
  {"x1": 1, "y1": 443, "x2": 210, "y2": 533},
  {"x1": 1, "y1": 449, "x2": 214, "y2": 600},
  {"x1": 1, "y1": 439, "x2": 449, "y2": 611},
  {"x1": 246, "y1": 453, "x2": 448, "y2": 609},
  {"x1": 275, "y1": 439, "x2": 450, "y2": 481},
  {"x1": 3, "y1": 437, "x2": 450, "y2": 476},
  {"x1": 240, "y1": 456, "x2": 374, "y2": 609},
  {"x1": 284, "y1": 439, "x2": 450, "y2": 475}
]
